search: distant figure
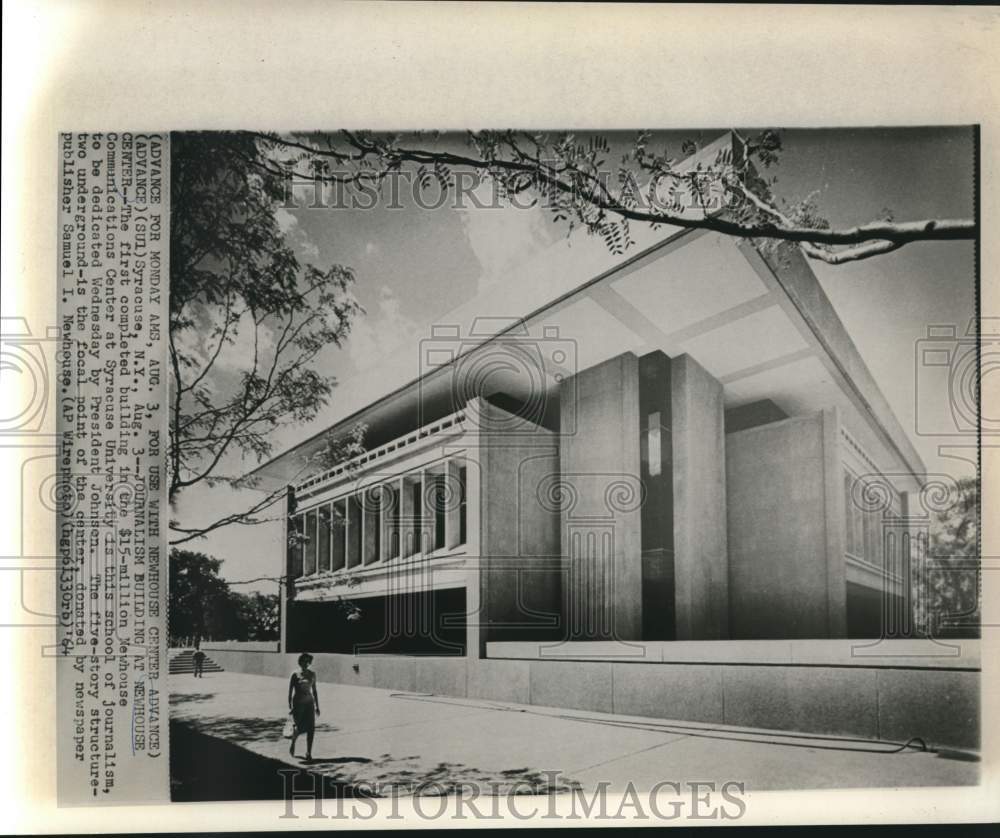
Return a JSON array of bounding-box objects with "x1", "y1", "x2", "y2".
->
[
  {"x1": 192, "y1": 648, "x2": 206, "y2": 678},
  {"x1": 288, "y1": 653, "x2": 320, "y2": 761}
]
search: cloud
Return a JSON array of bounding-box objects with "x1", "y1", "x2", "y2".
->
[
  {"x1": 365, "y1": 241, "x2": 379, "y2": 256},
  {"x1": 175, "y1": 305, "x2": 279, "y2": 387},
  {"x1": 213, "y1": 314, "x2": 277, "y2": 375},
  {"x1": 457, "y1": 180, "x2": 554, "y2": 293},
  {"x1": 347, "y1": 285, "x2": 421, "y2": 371},
  {"x1": 299, "y1": 238, "x2": 320, "y2": 260},
  {"x1": 274, "y1": 207, "x2": 298, "y2": 235},
  {"x1": 275, "y1": 207, "x2": 321, "y2": 260}
]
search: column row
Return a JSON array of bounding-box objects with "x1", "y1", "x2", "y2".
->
[{"x1": 289, "y1": 456, "x2": 468, "y2": 579}]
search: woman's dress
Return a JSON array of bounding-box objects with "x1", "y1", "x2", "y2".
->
[{"x1": 289, "y1": 669, "x2": 316, "y2": 734}]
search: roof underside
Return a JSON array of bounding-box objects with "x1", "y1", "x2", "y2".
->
[{"x1": 254, "y1": 222, "x2": 925, "y2": 489}]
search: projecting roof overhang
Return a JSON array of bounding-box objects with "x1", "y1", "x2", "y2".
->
[{"x1": 252, "y1": 135, "x2": 926, "y2": 489}]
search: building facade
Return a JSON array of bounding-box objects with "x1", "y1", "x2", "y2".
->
[
  {"x1": 266, "y1": 199, "x2": 924, "y2": 661},
  {"x1": 227, "y1": 134, "x2": 978, "y2": 752}
]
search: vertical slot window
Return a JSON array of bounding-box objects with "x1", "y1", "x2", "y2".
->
[
  {"x1": 459, "y1": 465, "x2": 467, "y2": 546},
  {"x1": 304, "y1": 509, "x2": 318, "y2": 575},
  {"x1": 411, "y1": 478, "x2": 423, "y2": 556},
  {"x1": 332, "y1": 499, "x2": 346, "y2": 570},
  {"x1": 647, "y1": 411, "x2": 662, "y2": 478},
  {"x1": 317, "y1": 504, "x2": 332, "y2": 572},
  {"x1": 433, "y1": 475, "x2": 446, "y2": 551},
  {"x1": 289, "y1": 514, "x2": 304, "y2": 578},
  {"x1": 390, "y1": 484, "x2": 400, "y2": 558}
]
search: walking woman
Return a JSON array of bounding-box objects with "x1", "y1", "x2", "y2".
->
[{"x1": 288, "y1": 653, "x2": 320, "y2": 761}]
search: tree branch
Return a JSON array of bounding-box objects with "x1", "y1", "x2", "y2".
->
[{"x1": 260, "y1": 130, "x2": 975, "y2": 265}]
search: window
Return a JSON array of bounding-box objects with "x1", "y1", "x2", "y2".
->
[
  {"x1": 647, "y1": 411, "x2": 662, "y2": 478},
  {"x1": 317, "y1": 504, "x2": 332, "y2": 572},
  {"x1": 844, "y1": 465, "x2": 895, "y2": 566},
  {"x1": 411, "y1": 478, "x2": 423, "y2": 556},
  {"x1": 332, "y1": 500, "x2": 346, "y2": 570},
  {"x1": 433, "y1": 475, "x2": 446, "y2": 551},
  {"x1": 844, "y1": 473, "x2": 857, "y2": 556},
  {"x1": 365, "y1": 488, "x2": 381, "y2": 564},
  {"x1": 864, "y1": 508, "x2": 878, "y2": 568},
  {"x1": 373, "y1": 490, "x2": 382, "y2": 562},
  {"x1": 304, "y1": 509, "x2": 318, "y2": 575},
  {"x1": 459, "y1": 465, "x2": 467, "y2": 546},
  {"x1": 347, "y1": 494, "x2": 362, "y2": 567},
  {"x1": 389, "y1": 484, "x2": 400, "y2": 558},
  {"x1": 289, "y1": 514, "x2": 304, "y2": 578}
]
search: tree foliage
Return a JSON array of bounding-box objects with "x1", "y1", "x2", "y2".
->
[
  {"x1": 913, "y1": 476, "x2": 980, "y2": 638},
  {"x1": 169, "y1": 548, "x2": 281, "y2": 642},
  {"x1": 168, "y1": 549, "x2": 232, "y2": 642},
  {"x1": 168, "y1": 132, "x2": 364, "y2": 544}
]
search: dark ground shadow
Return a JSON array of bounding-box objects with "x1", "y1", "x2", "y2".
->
[
  {"x1": 170, "y1": 692, "x2": 216, "y2": 706},
  {"x1": 170, "y1": 721, "x2": 579, "y2": 801},
  {"x1": 170, "y1": 720, "x2": 371, "y2": 801},
  {"x1": 182, "y1": 714, "x2": 292, "y2": 744}
]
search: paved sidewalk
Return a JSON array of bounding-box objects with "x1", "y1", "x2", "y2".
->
[{"x1": 170, "y1": 670, "x2": 977, "y2": 795}]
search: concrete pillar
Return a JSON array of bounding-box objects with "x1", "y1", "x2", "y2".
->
[
  {"x1": 671, "y1": 354, "x2": 729, "y2": 639},
  {"x1": 727, "y1": 409, "x2": 843, "y2": 638},
  {"x1": 821, "y1": 408, "x2": 848, "y2": 637},
  {"x1": 464, "y1": 447, "x2": 484, "y2": 657},
  {"x1": 559, "y1": 352, "x2": 643, "y2": 640},
  {"x1": 280, "y1": 505, "x2": 289, "y2": 653}
]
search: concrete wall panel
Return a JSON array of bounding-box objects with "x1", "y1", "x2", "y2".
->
[
  {"x1": 201, "y1": 650, "x2": 980, "y2": 751},
  {"x1": 671, "y1": 354, "x2": 729, "y2": 639},
  {"x1": 726, "y1": 412, "x2": 835, "y2": 638},
  {"x1": 372, "y1": 655, "x2": 417, "y2": 692},
  {"x1": 415, "y1": 656, "x2": 468, "y2": 698},
  {"x1": 877, "y1": 668, "x2": 979, "y2": 750},
  {"x1": 466, "y1": 659, "x2": 531, "y2": 704},
  {"x1": 613, "y1": 663, "x2": 724, "y2": 723},
  {"x1": 477, "y1": 400, "x2": 562, "y2": 649},
  {"x1": 721, "y1": 665, "x2": 878, "y2": 738},
  {"x1": 529, "y1": 660, "x2": 614, "y2": 713},
  {"x1": 559, "y1": 353, "x2": 643, "y2": 640}
]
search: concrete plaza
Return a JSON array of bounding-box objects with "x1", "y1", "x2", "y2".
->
[{"x1": 169, "y1": 670, "x2": 978, "y2": 796}]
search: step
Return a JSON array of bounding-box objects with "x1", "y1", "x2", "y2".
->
[{"x1": 168, "y1": 650, "x2": 225, "y2": 674}]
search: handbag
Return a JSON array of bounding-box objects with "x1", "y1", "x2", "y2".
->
[{"x1": 282, "y1": 713, "x2": 295, "y2": 739}]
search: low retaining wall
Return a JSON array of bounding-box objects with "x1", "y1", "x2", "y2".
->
[
  {"x1": 487, "y1": 638, "x2": 981, "y2": 669},
  {"x1": 203, "y1": 644, "x2": 980, "y2": 752},
  {"x1": 202, "y1": 640, "x2": 280, "y2": 653}
]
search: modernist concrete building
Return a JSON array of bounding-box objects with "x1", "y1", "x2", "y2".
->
[
  {"x1": 232, "y1": 135, "x2": 977, "y2": 750},
  {"x1": 256, "y1": 135, "x2": 928, "y2": 657}
]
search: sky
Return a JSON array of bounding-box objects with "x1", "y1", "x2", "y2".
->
[{"x1": 172, "y1": 127, "x2": 977, "y2": 593}]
